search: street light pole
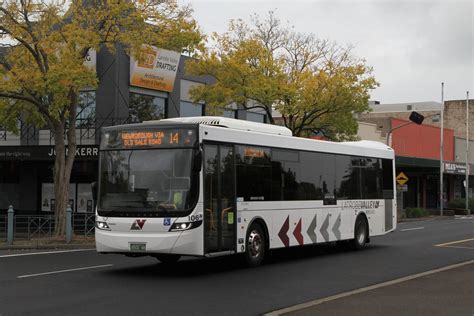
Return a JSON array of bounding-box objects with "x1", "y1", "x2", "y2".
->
[
  {"x1": 440, "y1": 83, "x2": 444, "y2": 216},
  {"x1": 466, "y1": 91, "x2": 470, "y2": 214}
]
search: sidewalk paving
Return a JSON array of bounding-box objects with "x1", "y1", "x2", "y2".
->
[
  {"x1": 0, "y1": 236, "x2": 95, "y2": 250},
  {"x1": 270, "y1": 261, "x2": 474, "y2": 316}
]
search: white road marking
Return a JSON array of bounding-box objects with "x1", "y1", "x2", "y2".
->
[
  {"x1": 435, "y1": 237, "x2": 474, "y2": 247},
  {"x1": 17, "y1": 264, "x2": 113, "y2": 279},
  {"x1": 455, "y1": 215, "x2": 474, "y2": 220},
  {"x1": 0, "y1": 249, "x2": 95, "y2": 258},
  {"x1": 264, "y1": 260, "x2": 474, "y2": 316},
  {"x1": 400, "y1": 227, "x2": 424, "y2": 232}
]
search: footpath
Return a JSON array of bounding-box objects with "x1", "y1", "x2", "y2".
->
[
  {"x1": 0, "y1": 236, "x2": 95, "y2": 251},
  {"x1": 268, "y1": 260, "x2": 474, "y2": 316}
]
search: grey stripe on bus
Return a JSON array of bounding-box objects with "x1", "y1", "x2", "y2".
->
[
  {"x1": 332, "y1": 213, "x2": 341, "y2": 240},
  {"x1": 307, "y1": 214, "x2": 317, "y2": 243},
  {"x1": 320, "y1": 214, "x2": 330, "y2": 241}
]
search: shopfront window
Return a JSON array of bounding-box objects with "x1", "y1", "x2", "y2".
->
[{"x1": 129, "y1": 93, "x2": 166, "y2": 123}]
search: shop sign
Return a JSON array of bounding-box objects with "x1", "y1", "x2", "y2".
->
[
  {"x1": 130, "y1": 45, "x2": 181, "y2": 92},
  {"x1": 0, "y1": 145, "x2": 99, "y2": 161},
  {"x1": 444, "y1": 162, "x2": 467, "y2": 175}
]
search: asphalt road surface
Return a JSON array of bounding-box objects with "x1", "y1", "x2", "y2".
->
[{"x1": 1, "y1": 217, "x2": 473, "y2": 316}]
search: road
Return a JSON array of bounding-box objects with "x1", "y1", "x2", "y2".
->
[{"x1": 1, "y1": 217, "x2": 473, "y2": 315}]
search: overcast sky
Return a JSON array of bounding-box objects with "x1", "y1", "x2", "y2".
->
[{"x1": 180, "y1": 0, "x2": 473, "y2": 104}]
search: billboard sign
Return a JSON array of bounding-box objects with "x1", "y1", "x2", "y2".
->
[{"x1": 130, "y1": 46, "x2": 181, "y2": 92}]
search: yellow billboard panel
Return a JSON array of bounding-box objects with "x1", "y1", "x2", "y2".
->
[{"x1": 130, "y1": 46, "x2": 181, "y2": 92}]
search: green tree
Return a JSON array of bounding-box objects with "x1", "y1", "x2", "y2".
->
[
  {"x1": 186, "y1": 12, "x2": 378, "y2": 139},
  {"x1": 0, "y1": 0, "x2": 202, "y2": 237}
]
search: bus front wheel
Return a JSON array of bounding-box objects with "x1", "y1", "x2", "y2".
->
[
  {"x1": 244, "y1": 223, "x2": 266, "y2": 267},
  {"x1": 352, "y1": 217, "x2": 368, "y2": 250}
]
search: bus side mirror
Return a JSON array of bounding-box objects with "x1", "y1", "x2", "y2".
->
[
  {"x1": 193, "y1": 150, "x2": 202, "y2": 172},
  {"x1": 91, "y1": 182, "x2": 98, "y2": 201}
]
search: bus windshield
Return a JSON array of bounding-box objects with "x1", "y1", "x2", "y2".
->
[{"x1": 98, "y1": 148, "x2": 198, "y2": 217}]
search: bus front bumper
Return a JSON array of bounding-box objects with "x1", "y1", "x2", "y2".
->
[{"x1": 95, "y1": 228, "x2": 203, "y2": 256}]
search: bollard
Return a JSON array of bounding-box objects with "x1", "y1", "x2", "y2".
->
[
  {"x1": 66, "y1": 205, "x2": 72, "y2": 243},
  {"x1": 7, "y1": 205, "x2": 14, "y2": 245}
]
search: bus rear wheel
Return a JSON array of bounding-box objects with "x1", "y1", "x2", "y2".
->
[
  {"x1": 352, "y1": 217, "x2": 368, "y2": 250},
  {"x1": 155, "y1": 254, "x2": 181, "y2": 264},
  {"x1": 244, "y1": 223, "x2": 266, "y2": 267}
]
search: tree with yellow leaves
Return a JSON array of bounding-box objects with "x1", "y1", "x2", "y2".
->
[
  {"x1": 0, "y1": 0, "x2": 202, "y2": 237},
  {"x1": 186, "y1": 12, "x2": 378, "y2": 140}
]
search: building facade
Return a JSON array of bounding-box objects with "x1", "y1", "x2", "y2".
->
[
  {"x1": 358, "y1": 100, "x2": 474, "y2": 211},
  {"x1": 0, "y1": 46, "x2": 267, "y2": 214}
]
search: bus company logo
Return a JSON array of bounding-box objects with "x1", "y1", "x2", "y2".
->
[
  {"x1": 131, "y1": 219, "x2": 146, "y2": 230},
  {"x1": 342, "y1": 201, "x2": 380, "y2": 209}
]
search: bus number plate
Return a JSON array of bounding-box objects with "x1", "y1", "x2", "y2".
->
[{"x1": 130, "y1": 243, "x2": 146, "y2": 252}]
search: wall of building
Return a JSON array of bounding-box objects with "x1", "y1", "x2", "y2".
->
[
  {"x1": 391, "y1": 118, "x2": 454, "y2": 161},
  {"x1": 359, "y1": 99, "x2": 474, "y2": 140},
  {"x1": 454, "y1": 137, "x2": 474, "y2": 163},
  {"x1": 357, "y1": 121, "x2": 386, "y2": 143}
]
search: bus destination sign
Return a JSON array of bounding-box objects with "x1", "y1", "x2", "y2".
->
[
  {"x1": 121, "y1": 129, "x2": 195, "y2": 148},
  {"x1": 103, "y1": 128, "x2": 197, "y2": 149}
]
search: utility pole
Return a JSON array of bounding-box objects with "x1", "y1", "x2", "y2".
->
[
  {"x1": 466, "y1": 91, "x2": 470, "y2": 214},
  {"x1": 440, "y1": 83, "x2": 444, "y2": 216}
]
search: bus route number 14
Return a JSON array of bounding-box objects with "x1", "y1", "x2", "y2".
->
[{"x1": 169, "y1": 132, "x2": 179, "y2": 144}]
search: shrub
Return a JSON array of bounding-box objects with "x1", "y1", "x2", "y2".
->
[
  {"x1": 447, "y1": 198, "x2": 474, "y2": 212},
  {"x1": 405, "y1": 208, "x2": 429, "y2": 218}
]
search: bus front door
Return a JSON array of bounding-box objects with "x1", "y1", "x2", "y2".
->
[{"x1": 204, "y1": 144, "x2": 236, "y2": 254}]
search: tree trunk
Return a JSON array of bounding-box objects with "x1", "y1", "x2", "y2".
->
[{"x1": 52, "y1": 101, "x2": 78, "y2": 238}]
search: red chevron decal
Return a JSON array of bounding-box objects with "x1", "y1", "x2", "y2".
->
[
  {"x1": 293, "y1": 218, "x2": 303, "y2": 245},
  {"x1": 278, "y1": 216, "x2": 290, "y2": 247}
]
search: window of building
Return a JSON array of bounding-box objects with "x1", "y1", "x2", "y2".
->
[
  {"x1": 222, "y1": 110, "x2": 236, "y2": 119},
  {"x1": 76, "y1": 91, "x2": 96, "y2": 128},
  {"x1": 247, "y1": 112, "x2": 266, "y2": 123},
  {"x1": 180, "y1": 101, "x2": 203, "y2": 117},
  {"x1": 129, "y1": 93, "x2": 166, "y2": 123}
]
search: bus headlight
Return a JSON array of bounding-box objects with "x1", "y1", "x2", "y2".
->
[
  {"x1": 169, "y1": 220, "x2": 202, "y2": 232},
  {"x1": 95, "y1": 221, "x2": 111, "y2": 231}
]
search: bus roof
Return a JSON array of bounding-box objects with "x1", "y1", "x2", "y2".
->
[
  {"x1": 108, "y1": 116, "x2": 393, "y2": 159},
  {"x1": 156, "y1": 116, "x2": 292, "y2": 136}
]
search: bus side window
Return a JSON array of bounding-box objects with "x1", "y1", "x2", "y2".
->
[{"x1": 382, "y1": 159, "x2": 394, "y2": 199}]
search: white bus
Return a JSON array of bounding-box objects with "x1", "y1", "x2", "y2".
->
[{"x1": 95, "y1": 117, "x2": 396, "y2": 266}]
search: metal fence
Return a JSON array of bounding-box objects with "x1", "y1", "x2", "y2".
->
[
  {"x1": 0, "y1": 215, "x2": 6, "y2": 239},
  {"x1": 1, "y1": 213, "x2": 95, "y2": 241}
]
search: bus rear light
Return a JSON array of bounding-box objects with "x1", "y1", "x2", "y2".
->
[
  {"x1": 169, "y1": 220, "x2": 202, "y2": 232},
  {"x1": 96, "y1": 221, "x2": 111, "y2": 231}
]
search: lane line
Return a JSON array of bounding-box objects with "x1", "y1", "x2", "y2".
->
[
  {"x1": 0, "y1": 249, "x2": 95, "y2": 258},
  {"x1": 437, "y1": 245, "x2": 474, "y2": 250},
  {"x1": 17, "y1": 264, "x2": 113, "y2": 279},
  {"x1": 434, "y1": 237, "x2": 474, "y2": 247},
  {"x1": 264, "y1": 260, "x2": 474, "y2": 316},
  {"x1": 400, "y1": 227, "x2": 424, "y2": 232}
]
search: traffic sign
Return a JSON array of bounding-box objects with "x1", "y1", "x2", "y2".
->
[
  {"x1": 397, "y1": 184, "x2": 408, "y2": 192},
  {"x1": 396, "y1": 172, "x2": 409, "y2": 185}
]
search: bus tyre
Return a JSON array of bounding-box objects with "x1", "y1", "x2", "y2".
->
[
  {"x1": 244, "y1": 223, "x2": 266, "y2": 267},
  {"x1": 352, "y1": 217, "x2": 368, "y2": 250},
  {"x1": 155, "y1": 254, "x2": 181, "y2": 264}
]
